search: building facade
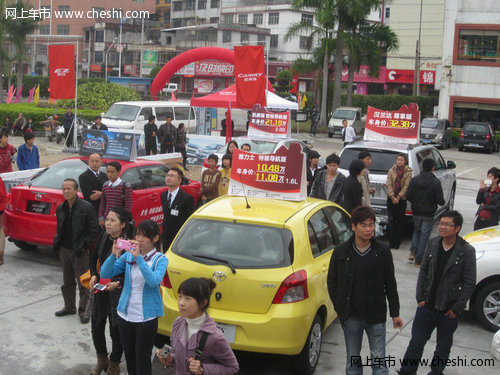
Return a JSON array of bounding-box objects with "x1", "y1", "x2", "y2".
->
[{"x1": 437, "y1": 0, "x2": 500, "y2": 128}]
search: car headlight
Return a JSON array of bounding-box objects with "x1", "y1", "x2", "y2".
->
[
  {"x1": 435, "y1": 134, "x2": 443, "y2": 140},
  {"x1": 475, "y1": 250, "x2": 485, "y2": 260}
]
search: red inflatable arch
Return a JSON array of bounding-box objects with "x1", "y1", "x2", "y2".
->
[
  {"x1": 150, "y1": 46, "x2": 274, "y2": 99},
  {"x1": 150, "y1": 47, "x2": 235, "y2": 99}
]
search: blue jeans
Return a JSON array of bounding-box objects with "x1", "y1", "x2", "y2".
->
[
  {"x1": 399, "y1": 306, "x2": 458, "y2": 375},
  {"x1": 411, "y1": 215, "x2": 434, "y2": 263},
  {"x1": 342, "y1": 317, "x2": 388, "y2": 375}
]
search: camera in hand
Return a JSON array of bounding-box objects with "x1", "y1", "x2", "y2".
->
[
  {"x1": 117, "y1": 238, "x2": 133, "y2": 251},
  {"x1": 160, "y1": 344, "x2": 173, "y2": 358}
]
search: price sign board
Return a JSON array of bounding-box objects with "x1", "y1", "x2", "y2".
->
[
  {"x1": 364, "y1": 103, "x2": 421, "y2": 144},
  {"x1": 229, "y1": 142, "x2": 306, "y2": 201},
  {"x1": 248, "y1": 108, "x2": 291, "y2": 139}
]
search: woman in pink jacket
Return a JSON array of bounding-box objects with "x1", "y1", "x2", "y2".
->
[{"x1": 157, "y1": 277, "x2": 239, "y2": 375}]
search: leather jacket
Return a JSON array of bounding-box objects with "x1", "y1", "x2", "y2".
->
[
  {"x1": 53, "y1": 197, "x2": 99, "y2": 254},
  {"x1": 416, "y1": 235, "x2": 476, "y2": 314}
]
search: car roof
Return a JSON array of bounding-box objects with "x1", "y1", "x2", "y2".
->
[
  {"x1": 463, "y1": 121, "x2": 490, "y2": 126},
  {"x1": 65, "y1": 156, "x2": 165, "y2": 168},
  {"x1": 334, "y1": 107, "x2": 361, "y2": 111},
  {"x1": 344, "y1": 140, "x2": 410, "y2": 153},
  {"x1": 111, "y1": 101, "x2": 190, "y2": 107},
  {"x1": 344, "y1": 140, "x2": 436, "y2": 153},
  {"x1": 192, "y1": 196, "x2": 326, "y2": 226}
]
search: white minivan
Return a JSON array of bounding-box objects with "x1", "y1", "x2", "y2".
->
[{"x1": 102, "y1": 101, "x2": 197, "y2": 132}]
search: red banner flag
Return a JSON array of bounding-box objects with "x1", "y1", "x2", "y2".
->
[
  {"x1": 234, "y1": 46, "x2": 266, "y2": 108},
  {"x1": 290, "y1": 74, "x2": 299, "y2": 94},
  {"x1": 49, "y1": 45, "x2": 75, "y2": 100}
]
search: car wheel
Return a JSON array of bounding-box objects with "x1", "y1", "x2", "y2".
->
[
  {"x1": 458, "y1": 147, "x2": 463, "y2": 152},
  {"x1": 328, "y1": 133, "x2": 333, "y2": 138},
  {"x1": 293, "y1": 314, "x2": 322, "y2": 375},
  {"x1": 56, "y1": 134, "x2": 63, "y2": 144},
  {"x1": 12, "y1": 239, "x2": 37, "y2": 250},
  {"x1": 487, "y1": 143, "x2": 493, "y2": 154},
  {"x1": 474, "y1": 281, "x2": 500, "y2": 332}
]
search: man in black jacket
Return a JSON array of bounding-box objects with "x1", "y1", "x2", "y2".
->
[
  {"x1": 327, "y1": 206, "x2": 402, "y2": 374},
  {"x1": 161, "y1": 167, "x2": 194, "y2": 252},
  {"x1": 398, "y1": 210, "x2": 476, "y2": 375},
  {"x1": 91, "y1": 115, "x2": 108, "y2": 131},
  {"x1": 407, "y1": 158, "x2": 445, "y2": 265},
  {"x1": 53, "y1": 179, "x2": 99, "y2": 323},
  {"x1": 78, "y1": 153, "x2": 108, "y2": 214}
]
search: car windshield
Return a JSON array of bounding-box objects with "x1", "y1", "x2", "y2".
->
[
  {"x1": 172, "y1": 219, "x2": 293, "y2": 269},
  {"x1": 104, "y1": 104, "x2": 140, "y2": 121},
  {"x1": 332, "y1": 109, "x2": 355, "y2": 120},
  {"x1": 422, "y1": 119, "x2": 443, "y2": 129},
  {"x1": 217, "y1": 139, "x2": 278, "y2": 154},
  {"x1": 339, "y1": 148, "x2": 401, "y2": 173},
  {"x1": 27, "y1": 159, "x2": 90, "y2": 190},
  {"x1": 464, "y1": 123, "x2": 488, "y2": 134}
]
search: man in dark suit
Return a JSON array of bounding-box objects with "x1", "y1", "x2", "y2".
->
[
  {"x1": 161, "y1": 167, "x2": 194, "y2": 252},
  {"x1": 78, "y1": 153, "x2": 108, "y2": 214},
  {"x1": 91, "y1": 115, "x2": 108, "y2": 131}
]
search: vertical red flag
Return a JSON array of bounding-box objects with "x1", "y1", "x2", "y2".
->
[
  {"x1": 234, "y1": 46, "x2": 266, "y2": 108},
  {"x1": 49, "y1": 45, "x2": 75, "y2": 100},
  {"x1": 290, "y1": 74, "x2": 299, "y2": 94},
  {"x1": 225, "y1": 107, "x2": 232, "y2": 143}
]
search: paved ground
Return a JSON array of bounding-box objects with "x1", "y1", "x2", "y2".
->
[{"x1": 0, "y1": 130, "x2": 498, "y2": 374}]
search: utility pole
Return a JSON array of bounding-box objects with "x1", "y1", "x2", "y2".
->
[{"x1": 413, "y1": 0, "x2": 423, "y2": 96}]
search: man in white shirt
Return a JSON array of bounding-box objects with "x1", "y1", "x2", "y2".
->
[{"x1": 342, "y1": 119, "x2": 356, "y2": 147}]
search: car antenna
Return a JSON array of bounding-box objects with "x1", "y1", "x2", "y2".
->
[{"x1": 238, "y1": 173, "x2": 251, "y2": 209}]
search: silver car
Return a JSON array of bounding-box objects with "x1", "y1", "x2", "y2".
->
[
  {"x1": 420, "y1": 118, "x2": 453, "y2": 149},
  {"x1": 338, "y1": 140, "x2": 457, "y2": 236}
]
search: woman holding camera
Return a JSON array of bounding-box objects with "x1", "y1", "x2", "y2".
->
[
  {"x1": 100, "y1": 220, "x2": 168, "y2": 375},
  {"x1": 89, "y1": 207, "x2": 133, "y2": 375},
  {"x1": 474, "y1": 167, "x2": 500, "y2": 230},
  {"x1": 157, "y1": 277, "x2": 239, "y2": 375}
]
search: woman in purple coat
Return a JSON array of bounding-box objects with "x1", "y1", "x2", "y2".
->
[{"x1": 157, "y1": 278, "x2": 239, "y2": 375}]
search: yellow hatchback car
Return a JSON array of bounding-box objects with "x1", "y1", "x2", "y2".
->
[{"x1": 158, "y1": 196, "x2": 352, "y2": 374}]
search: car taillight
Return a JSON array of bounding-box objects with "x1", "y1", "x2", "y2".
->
[
  {"x1": 202, "y1": 158, "x2": 210, "y2": 168},
  {"x1": 272, "y1": 270, "x2": 309, "y2": 304},
  {"x1": 460, "y1": 131, "x2": 464, "y2": 138},
  {"x1": 161, "y1": 271, "x2": 172, "y2": 288},
  {"x1": 486, "y1": 133, "x2": 491, "y2": 140}
]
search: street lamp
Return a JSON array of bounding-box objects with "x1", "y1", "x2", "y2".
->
[
  {"x1": 105, "y1": 37, "x2": 118, "y2": 82},
  {"x1": 118, "y1": 17, "x2": 131, "y2": 78}
]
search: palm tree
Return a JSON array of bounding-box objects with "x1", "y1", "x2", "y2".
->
[
  {"x1": 4, "y1": 1, "x2": 38, "y2": 91},
  {"x1": 286, "y1": 0, "x2": 337, "y2": 127},
  {"x1": 345, "y1": 22, "x2": 399, "y2": 106}
]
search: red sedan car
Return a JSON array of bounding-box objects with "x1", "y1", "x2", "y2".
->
[{"x1": 2, "y1": 157, "x2": 201, "y2": 249}]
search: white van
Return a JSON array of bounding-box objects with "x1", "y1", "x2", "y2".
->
[
  {"x1": 102, "y1": 101, "x2": 197, "y2": 132},
  {"x1": 328, "y1": 107, "x2": 365, "y2": 138}
]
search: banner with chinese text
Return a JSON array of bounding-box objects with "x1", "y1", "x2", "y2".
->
[
  {"x1": 234, "y1": 45, "x2": 266, "y2": 108},
  {"x1": 248, "y1": 109, "x2": 291, "y2": 139},
  {"x1": 229, "y1": 143, "x2": 306, "y2": 201},
  {"x1": 364, "y1": 103, "x2": 421, "y2": 144}
]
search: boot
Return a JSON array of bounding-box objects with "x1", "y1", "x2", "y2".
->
[
  {"x1": 90, "y1": 354, "x2": 109, "y2": 375},
  {"x1": 107, "y1": 360, "x2": 120, "y2": 375}
]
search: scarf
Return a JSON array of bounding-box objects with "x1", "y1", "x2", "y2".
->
[{"x1": 393, "y1": 166, "x2": 405, "y2": 197}]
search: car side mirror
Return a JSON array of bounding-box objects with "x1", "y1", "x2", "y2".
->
[
  {"x1": 137, "y1": 115, "x2": 145, "y2": 121},
  {"x1": 447, "y1": 160, "x2": 456, "y2": 169}
]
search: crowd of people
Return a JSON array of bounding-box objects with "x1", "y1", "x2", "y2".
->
[
  {"x1": 0, "y1": 111, "x2": 498, "y2": 374},
  {"x1": 48, "y1": 152, "x2": 239, "y2": 375}
]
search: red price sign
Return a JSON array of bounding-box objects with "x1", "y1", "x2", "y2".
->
[
  {"x1": 364, "y1": 103, "x2": 421, "y2": 144},
  {"x1": 248, "y1": 109, "x2": 291, "y2": 139},
  {"x1": 229, "y1": 143, "x2": 306, "y2": 201}
]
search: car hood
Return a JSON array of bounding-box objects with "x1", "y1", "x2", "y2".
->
[{"x1": 464, "y1": 226, "x2": 500, "y2": 252}]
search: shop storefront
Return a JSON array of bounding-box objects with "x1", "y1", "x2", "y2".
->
[
  {"x1": 341, "y1": 65, "x2": 386, "y2": 95},
  {"x1": 450, "y1": 97, "x2": 500, "y2": 129},
  {"x1": 384, "y1": 68, "x2": 437, "y2": 96},
  {"x1": 175, "y1": 60, "x2": 234, "y2": 94}
]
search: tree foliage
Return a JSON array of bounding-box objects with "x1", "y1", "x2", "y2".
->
[{"x1": 57, "y1": 82, "x2": 141, "y2": 110}]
